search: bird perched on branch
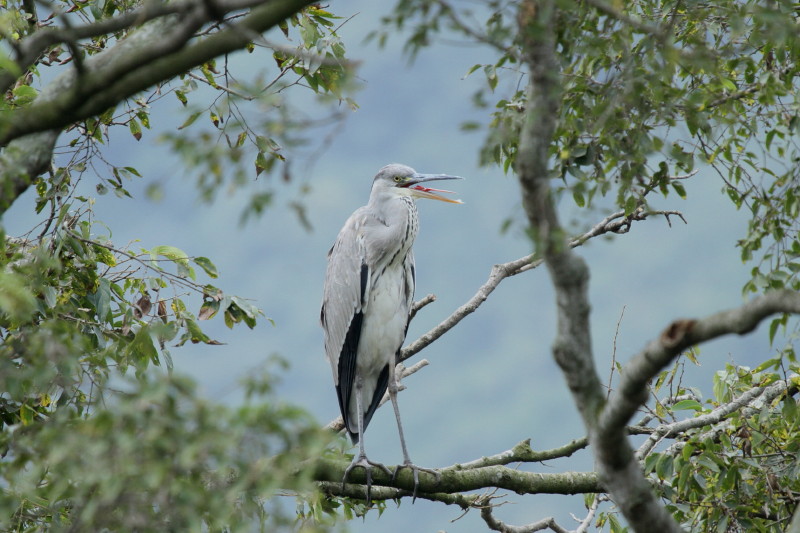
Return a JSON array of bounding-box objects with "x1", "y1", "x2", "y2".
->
[{"x1": 321, "y1": 163, "x2": 462, "y2": 498}]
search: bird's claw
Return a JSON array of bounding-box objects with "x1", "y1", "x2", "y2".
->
[
  {"x1": 392, "y1": 461, "x2": 441, "y2": 501},
  {"x1": 342, "y1": 454, "x2": 393, "y2": 501}
]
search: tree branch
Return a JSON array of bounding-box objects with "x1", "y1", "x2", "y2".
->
[
  {"x1": 0, "y1": 0, "x2": 318, "y2": 214},
  {"x1": 582, "y1": 0, "x2": 666, "y2": 39},
  {"x1": 318, "y1": 480, "x2": 481, "y2": 508},
  {"x1": 0, "y1": 130, "x2": 58, "y2": 213},
  {"x1": 312, "y1": 458, "x2": 602, "y2": 499},
  {"x1": 636, "y1": 384, "x2": 769, "y2": 459},
  {"x1": 514, "y1": 1, "x2": 681, "y2": 531},
  {"x1": 400, "y1": 208, "x2": 683, "y2": 364},
  {"x1": 0, "y1": 0, "x2": 260, "y2": 93},
  {"x1": 661, "y1": 379, "x2": 795, "y2": 457},
  {"x1": 454, "y1": 437, "x2": 588, "y2": 470},
  {"x1": 480, "y1": 508, "x2": 571, "y2": 533},
  {"x1": 601, "y1": 290, "x2": 800, "y2": 436}
]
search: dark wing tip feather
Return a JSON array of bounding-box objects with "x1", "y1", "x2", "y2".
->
[
  {"x1": 337, "y1": 309, "x2": 363, "y2": 441},
  {"x1": 360, "y1": 262, "x2": 369, "y2": 305},
  {"x1": 362, "y1": 364, "x2": 390, "y2": 433}
]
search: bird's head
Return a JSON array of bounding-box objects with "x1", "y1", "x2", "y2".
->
[{"x1": 372, "y1": 163, "x2": 463, "y2": 204}]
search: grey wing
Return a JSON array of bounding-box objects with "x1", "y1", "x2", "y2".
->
[{"x1": 321, "y1": 214, "x2": 370, "y2": 436}]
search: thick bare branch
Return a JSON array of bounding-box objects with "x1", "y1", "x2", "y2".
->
[
  {"x1": 514, "y1": 1, "x2": 681, "y2": 531},
  {"x1": 636, "y1": 384, "x2": 768, "y2": 459},
  {"x1": 601, "y1": 290, "x2": 800, "y2": 436},
  {"x1": 313, "y1": 458, "x2": 602, "y2": 498},
  {"x1": 318, "y1": 480, "x2": 481, "y2": 507},
  {"x1": 400, "y1": 208, "x2": 682, "y2": 363},
  {"x1": 0, "y1": 0, "x2": 318, "y2": 215},
  {"x1": 662, "y1": 379, "x2": 795, "y2": 457},
  {"x1": 591, "y1": 291, "x2": 800, "y2": 530},
  {"x1": 454, "y1": 438, "x2": 588, "y2": 470},
  {"x1": 0, "y1": 0, "x2": 267, "y2": 93},
  {"x1": 480, "y1": 508, "x2": 571, "y2": 533},
  {"x1": 0, "y1": 131, "x2": 58, "y2": 213}
]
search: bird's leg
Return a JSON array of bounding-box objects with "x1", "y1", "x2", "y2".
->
[
  {"x1": 388, "y1": 360, "x2": 440, "y2": 500},
  {"x1": 342, "y1": 375, "x2": 392, "y2": 501}
]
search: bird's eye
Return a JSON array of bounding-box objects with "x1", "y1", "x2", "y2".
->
[{"x1": 394, "y1": 176, "x2": 402, "y2": 182}]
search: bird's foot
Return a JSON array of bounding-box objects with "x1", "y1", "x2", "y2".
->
[
  {"x1": 392, "y1": 460, "x2": 441, "y2": 501},
  {"x1": 342, "y1": 453, "x2": 393, "y2": 501}
]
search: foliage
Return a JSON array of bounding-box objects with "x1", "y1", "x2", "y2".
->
[
  {"x1": 636, "y1": 361, "x2": 800, "y2": 532},
  {"x1": 375, "y1": 0, "x2": 800, "y2": 291},
  {"x1": 158, "y1": 6, "x2": 356, "y2": 223},
  {"x1": 0, "y1": 0, "x2": 355, "y2": 530},
  {"x1": 0, "y1": 369, "x2": 332, "y2": 532}
]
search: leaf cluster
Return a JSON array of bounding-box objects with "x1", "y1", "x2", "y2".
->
[
  {"x1": 0, "y1": 0, "x2": 364, "y2": 529},
  {"x1": 379, "y1": 1, "x2": 800, "y2": 290},
  {"x1": 1, "y1": 370, "x2": 332, "y2": 532},
  {"x1": 0, "y1": 196, "x2": 264, "y2": 424},
  {"x1": 642, "y1": 364, "x2": 800, "y2": 532}
]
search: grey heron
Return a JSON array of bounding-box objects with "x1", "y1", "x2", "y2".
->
[{"x1": 321, "y1": 163, "x2": 462, "y2": 499}]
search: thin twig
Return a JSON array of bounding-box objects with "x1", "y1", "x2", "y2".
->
[
  {"x1": 607, "y1": 305, "x2": 626, "y2": 400},
  {"x1": 410, "y1": 293, "x2": 436, "y2": 320},
  {"x1": 479, "y1": 505, "x2": 571, "y2": 533},
  {"x1": 400, "y1": 208, "x2": 685, "y2": 362}
]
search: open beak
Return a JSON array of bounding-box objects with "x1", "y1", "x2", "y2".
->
[{"x1": 403, "y1": 173, "x2": 463, "y2": 204}]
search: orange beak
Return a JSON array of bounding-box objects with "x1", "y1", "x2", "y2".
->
[{"x1": 402, "y1": 174, "x2": 463, "y2": 204}]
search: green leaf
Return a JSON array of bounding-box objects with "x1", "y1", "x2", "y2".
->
[
  {"x1": 88, "y1": 278, "x2": 113, "y2": 324},
  {"x1": 175, "y1": 90, "x2": 188, "y2": 106},
  {"x1": 192, "y1": 256, "x2": 218, "y2": 278},
  {"x1": 255, "y1": 151, "x2": 271, "y2": 176},
  {"x1": 572, "y1": 189, "x2": 585, "y2": 207},
  {"x1": 655, "y1": 453, "x2": 674, "y2": 480},
  {"x1": 623, "y1": 195, "x2": 638, "y2": 215},
  {"x1": 672, "y1": 181, "x2": 687, "y2": 199},
  {"x1": 129, "y1": 117, "x2": 142, "y2": 141},
  {"x1": 753, "y1": 357, "x2": 781, "y2": 373},
  {"x1": 12, "y1": 84, "x2": 38, "y2": 106},
  {"x1": 464, "y1": 63, "x2": 483, "y2": 78},
  {"x1": 178, "y1": 111, "x2": 202, "y2": 130},
  {"x1": 672, "y1": 399, "x2": 703, "y2": 411},
  {"x1": 0, "y1": 272, "x2": 37, "y2": 323},
  {"x1": 198, "y1": 299, "x2": 219, "y2": 321},
  {"x1": 0, "y1": 51, "x2": 22, "y2": 79},
  {"x1": 129, "y1": 327, "x2": 160, "y2": 367},
  {"x1": 151, "y1": 245, "x2": 195, "y2": 280},
  {"x1": 483, "y1": 65, "x2": 498, "y2": 91},
  {"x1": 185, "y1": 318, "x2": 223, "y2": 345},
  {"x1": 150, "y1": 245, "x2": 189, "y2": 263},
  {"x1": 720, "y1": 77, "x2": 737, "y2": 92}
]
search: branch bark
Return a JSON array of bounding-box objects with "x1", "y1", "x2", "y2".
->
[
  {"x1": 0, "y1": 131, "x2": 58, "y2": 213},
  {"x1": 399, "y1": 208, "x2": 684, "y2": 364},
  {"x1": 480, "y1": 509, "x2": 571, "y2": 533},
  {"x1": 312, "y1": 458, "x2": 602, "y2": 499},
  {"x1": 601, "y1": 290, "x2": 800, "y2": 437},
  {"x1": 514, "y1": 1, "x2": 681, "y2": 531},
  {"x1": 0, "y1": 0, "x2": 316, "y2": 215}
]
